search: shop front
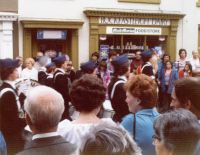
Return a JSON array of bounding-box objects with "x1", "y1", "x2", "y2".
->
[
  {"x1": 21, "y1": 19, "x2": 84, "y2": 69},
  {"x1": 84, "y1": 9, "x2": 184, "y2": 60}
]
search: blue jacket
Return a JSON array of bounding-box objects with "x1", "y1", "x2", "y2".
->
[
  {"x1": 159, "y1": 68, "x2": 178, "y2": 94},
  {"x1": 121, "y1": 109, "x2": 159, "y2": 155},
  {"x1": 157, "y1": 62, "x2": 164, "y2": 80},
  {"x1": 0, "y1": 131, "x2": 7, "y2": 155}
]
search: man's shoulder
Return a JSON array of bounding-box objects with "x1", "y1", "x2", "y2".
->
[
  {"x1": 0, "y1": 82, "x2": 12, "y2": 90},
  {"x1": 17, "y1": 136, "x2": 77, "y2": 155}
]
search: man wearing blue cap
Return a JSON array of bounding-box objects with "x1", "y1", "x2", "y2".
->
[
  {"x1": 45, "y1": 62, "x2": 56, "y2": 88},
  {"x1": 53, "y1": 55, "x2": 70, "y2": 120},
  {"x1": 0, "y1": 58, "x2": 26, "y2": 154},
  {"x1": 108, "y1": 54, "x2": 130, "y2": 122},
  {"x1": 75, "y1": 61, "x2": 98, "y2": 79},
  {"x1": 141, "y1": 50, "x2": 155, "y2": 80}
]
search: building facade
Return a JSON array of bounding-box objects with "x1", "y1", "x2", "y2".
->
[
  {"x1": 0, "y1": 0, "x2": 18, "y2": 58},
  {"x1": 1, "y1": 0, "x2": 200, "y2": 68}
]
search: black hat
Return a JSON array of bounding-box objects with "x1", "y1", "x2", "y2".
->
[
  {"x1": 80, "y1": 61, "x2": 97, "y2": 72},
  {"x1": 0, "y1": 58, "x2": 19, "y2": 68},
  {"x1": 53, "y1": 55, "x2": 66, "y2": 64},
  {"x1": 111, "y1": 54, "x2": 129, "y2": 66},
  {"x1": 142, "y1": 50, "x2": 153, "y2": 58}
]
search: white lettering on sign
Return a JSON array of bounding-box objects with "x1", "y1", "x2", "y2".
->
[
  {"x1": 99, "y1": 17, "x2": 170, "y2": 26},
  {"x1": 106, "y1": 27, "x2": 162, "y2": 35}
]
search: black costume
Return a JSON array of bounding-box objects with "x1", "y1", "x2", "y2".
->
[
  {"x1": 108, "y1": 77, "x2": 129, "y2": 122},
  {"x1": 53, "y1": 69, "x2": 70, "y2": 120},
  {"x1": 38, "y1": 70, "x2": 47, "y2": 85},
  {"x1": 141, "y1": 62, "x2": 155, "y2": 79},
  {"x1": 0, "y1": 82, "x2": 26, "y2": 155}
]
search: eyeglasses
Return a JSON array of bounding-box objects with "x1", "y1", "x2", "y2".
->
[
  {"x1": 67, "y1": 64, "x2": 72, "y2": 66},
  {"x1": 152, "y1": 134, "x2": 161, "y2": 145}
]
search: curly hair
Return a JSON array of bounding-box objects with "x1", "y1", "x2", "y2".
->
[
  {"x1": 70, "y1": 74, "x2": 106, "y2": 112},
  {"x1": 25, "y1": 57, "x2": 35, "y2": 66},
  {"x1": 124, "y1": 74, "x2": 157, "y2": 108},
  {"x1": 178, "y1": 48, "x2": 187, "y2": 57}
]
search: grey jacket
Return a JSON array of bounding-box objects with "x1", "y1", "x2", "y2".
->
[{"x1": 16, "y1": 135, "x2": 78, "y2": 155}]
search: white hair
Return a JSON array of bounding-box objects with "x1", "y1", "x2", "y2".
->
[
  {"x1": 24, "y1": 85, "x2": 64, "y2": 130},
  {"x1": 81, "y1": 122, "x2": 142, "y2": 155},
  {"x1": 38, "y1": 56, "x2": 49, "y2": 67}
]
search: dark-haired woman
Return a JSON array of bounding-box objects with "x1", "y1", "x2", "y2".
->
[
  {"x1": 158, "y1": 61, "x2": 178, "y2": 112},
  {"x1": 0, "y1": 59, "x2": 25, "y2": 154},
  {"x1": 179, "y1": 63, "x2": 192, "y2": 78},
  {"x1": 97, "y1": 60, "x2": 111, "y2": 88},
  {"x1": 58, "y1": 74, "x2": 116, "y2": 147},
  {"x1": 175, "y1": 48, "x2": 188, "y2": 71},
  {"x1": 108, "y1": 54, "x2": 130, "y2": 122}
]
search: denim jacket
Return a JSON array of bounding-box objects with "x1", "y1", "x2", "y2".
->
[{"x1": 159, "y1": 68, "x2": 178, "y2": 94}]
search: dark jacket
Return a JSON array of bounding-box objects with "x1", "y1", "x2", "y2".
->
[
  {"x1": 66, "y1": 70, "x2": 76, "y2": 83},
  {"x1": 16, "y1": 136, "x2": 77, "y2": 155},
  {"x1": 53, "y1": 70, "x2": 70, "y2": 120},
  {"x1": 0, "y1": 82, "x2": 26, "y2": 154},
  {"x1": 141, "y1": 62, "x2": 154, "y2": 78},
  {"x1": 38, "y1": 70, "x2": 47, "y2": 85},
  {"x1": 108, "y1": 77, "x2": 129, "y2": 122}
]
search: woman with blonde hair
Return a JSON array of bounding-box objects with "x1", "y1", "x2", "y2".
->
[{"x1": 21, "y1": 58, "x2": 38, "y2": 81}]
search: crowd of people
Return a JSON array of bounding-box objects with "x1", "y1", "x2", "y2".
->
[{"x1": 0, "y1": 48, "x2": 200, "y2": 155}]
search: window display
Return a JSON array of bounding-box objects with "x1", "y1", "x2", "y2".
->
[{"x1": 99, "y1": 34, "x2": 167, "y2": 56}]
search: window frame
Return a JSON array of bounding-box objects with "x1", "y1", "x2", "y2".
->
[
  {"x1": 197, "y1": 0, "x2": 200, "y2": 7},
  {"x1": 118, "y1": 0, "x2": 160, "y2": 4}
]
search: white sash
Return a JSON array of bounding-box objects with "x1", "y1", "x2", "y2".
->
[
  {"x1": 0, "y1": 88, "x2": 24, "y2": 118},
  {"x1": 110, "y1": 80, "x2": 125, "y2": 99}
]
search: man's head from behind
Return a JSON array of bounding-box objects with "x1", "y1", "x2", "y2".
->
[
  {"x1": 24, "y1": 86, "x2": 64, "y2": 133},
  {"x1": 171, "y1": 77, "x2": 200, "y2": 118}
]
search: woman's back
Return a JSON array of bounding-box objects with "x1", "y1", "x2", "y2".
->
[
  {"x1": 121, "y1": 109, "x2": 159, "y2": 155},
  {"x1": 58, "y1": 118, "x2": 116, "y2": 147}
]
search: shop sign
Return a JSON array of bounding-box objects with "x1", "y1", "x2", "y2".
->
[
  {"x1": 100, "y1": 45, "x2": 109, "y2": 60},
  {"x1": 99, "y1": 17, "x2": 170, "y2": 26},
  {"x1": 37, "y1": 30, "x2": 67, "y2": 40},
  {"x1": 106, "y1": 27, "x2": 162, "y2": 35}
]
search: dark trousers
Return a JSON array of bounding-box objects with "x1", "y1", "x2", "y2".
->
[{"x1": 158, "y1": 85, "x2": 172, "y2": 113}]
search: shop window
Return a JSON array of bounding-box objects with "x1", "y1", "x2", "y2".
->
[
  {"x1": 118, "y1": 0, "x2": 160, "y2": 4},
  {"x1": 197, "y1": 0, "x2": 200, "y2": 7},
  {"x1": 99, "y1": 35, "x2": 167, "y2": 55}
]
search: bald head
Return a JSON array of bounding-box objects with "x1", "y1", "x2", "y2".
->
[
  {"x1": 192, "y1": 50, "x2": 199, "y2": 59},
  {"x1": 24, "y1": 86, "x2": 64, "y2": 131}
]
